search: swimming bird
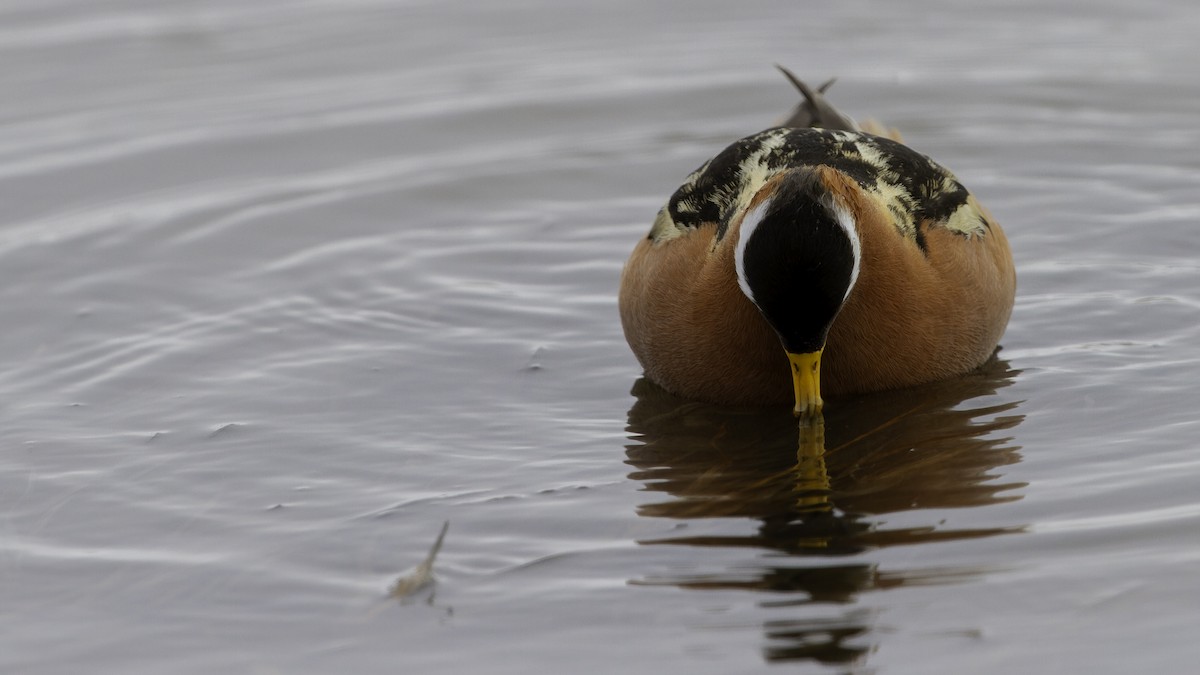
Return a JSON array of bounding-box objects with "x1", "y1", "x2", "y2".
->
[{"x1": 618, "y1": 68, "x2": 1015, "y2": 416}]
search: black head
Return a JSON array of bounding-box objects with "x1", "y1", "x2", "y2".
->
[{"x1": 734, "y1": 168, "x2": 860, "y2": 353}]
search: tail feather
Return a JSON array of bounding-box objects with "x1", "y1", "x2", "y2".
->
[{"x1": 775, "y1": 65, "x2": 858, "y2": 131}]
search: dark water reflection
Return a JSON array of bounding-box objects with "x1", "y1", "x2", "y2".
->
[{"x1": 624, "y1": 357, "x2": 1026, "y2": 665}]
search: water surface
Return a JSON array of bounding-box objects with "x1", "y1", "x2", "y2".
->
[{"x1": 3, "y1": 1, "x2": 1200, "y2": 673}]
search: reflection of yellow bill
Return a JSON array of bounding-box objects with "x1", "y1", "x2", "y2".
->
[{"x1": 795, "y1": 415, "x2": 832, "y2": 517}]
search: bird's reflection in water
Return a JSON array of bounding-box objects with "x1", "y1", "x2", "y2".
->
[{"x1": 624, "y1": 356, "x2": 1026, "y2": 666}]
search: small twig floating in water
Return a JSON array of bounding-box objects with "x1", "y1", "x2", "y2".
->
[{"x1": 389, "y1": 520, "x2": 449, "y2": 600}]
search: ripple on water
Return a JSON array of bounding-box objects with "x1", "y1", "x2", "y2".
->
[{"x1": 3, "y1": 0, "x2": 1200, "y2": 673}]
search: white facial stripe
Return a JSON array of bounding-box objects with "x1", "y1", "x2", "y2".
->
[
  {"x1": 734, "y1": 198, "x2": 771, "y2": 306},
  {"x1": 735, "y1": 194, "x2": 862, "y2": 306},
  {"x1": 827, "y1": 199, "x2": 861, "y2": 301}
]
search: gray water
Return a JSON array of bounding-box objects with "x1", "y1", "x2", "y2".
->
[{"x1": 3, "y1": 1, "x2": 1199, "y2": 673}]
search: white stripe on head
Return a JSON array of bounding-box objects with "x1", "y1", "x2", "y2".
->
[
  {"x1": 734, "y1": 198, "x2": 771, "y2": 306},
  {"x1": 735, "y1": 195, "x2": 862, "y2": 306},
  {"x1": 826, "y1": 198, "x2": 861, "y2": 302}
]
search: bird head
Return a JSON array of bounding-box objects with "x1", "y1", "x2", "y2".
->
[{"x1": 734, "y1": 167, "x2": 861, "y2": 416}]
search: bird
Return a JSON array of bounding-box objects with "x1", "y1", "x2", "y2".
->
[{"x1": 618, "y1": 67, "x2": 1016, "y2": 417}]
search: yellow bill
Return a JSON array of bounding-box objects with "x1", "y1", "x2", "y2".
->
[{"x1": 787, "y1": 349, "x2": 824, "y2": 417}]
